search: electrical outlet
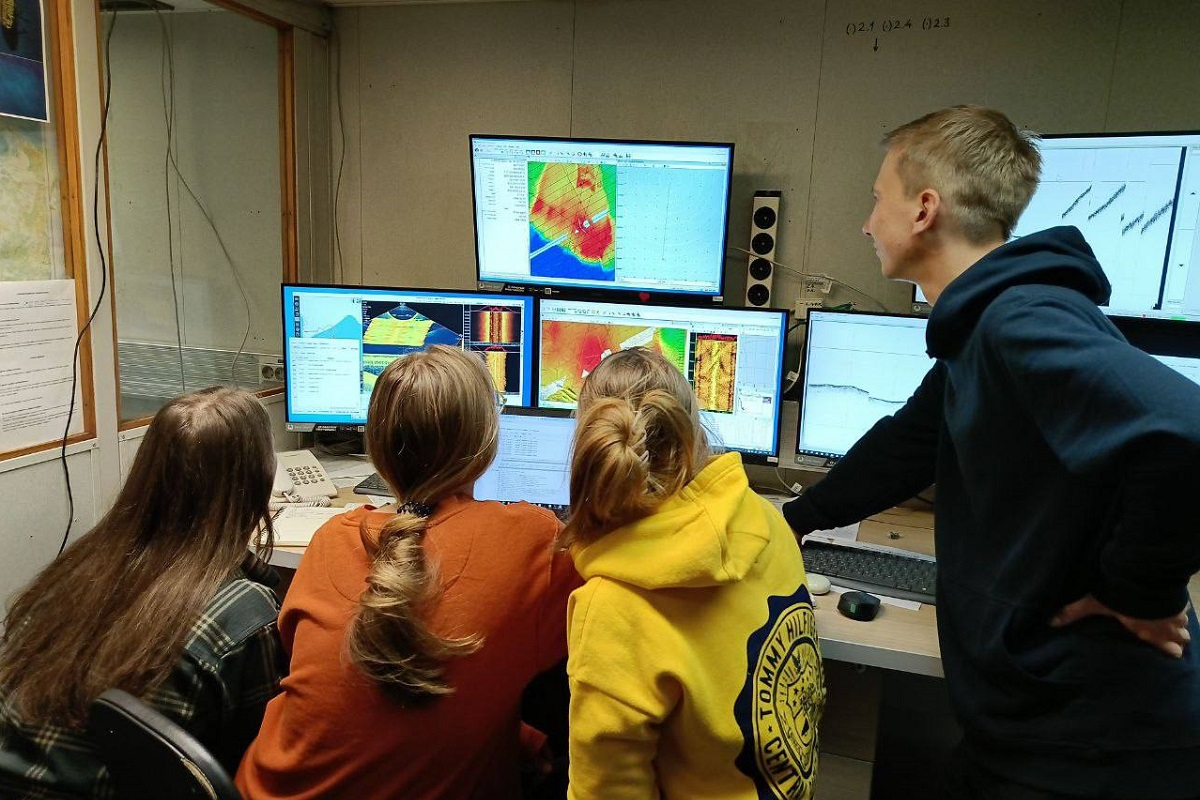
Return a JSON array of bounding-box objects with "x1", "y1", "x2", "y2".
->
[
  {"x1": 257, "y1": 356, "x2": 285, "y2": 384},
  {"x1": 795, "y1": 297, "x2": 823, "y2": 315}
]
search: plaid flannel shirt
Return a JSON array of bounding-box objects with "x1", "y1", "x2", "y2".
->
[{"x1": 0, "y1": 565, "x2": 285, "y2": 799}]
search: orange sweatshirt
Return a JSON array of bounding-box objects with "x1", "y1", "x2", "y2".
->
[{"x1": 236, "y1": 497, "x2": 580, "y2": 800}]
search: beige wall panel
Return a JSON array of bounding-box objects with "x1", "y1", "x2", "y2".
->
[
  {"x1": 1106, "y1": 0, "x2": 1200, "y2": 132},
  {"x1": 353, "y1": 1, "x2": 574, "y2": 290},
  {"x1": 569, "y1": 0, "x2": 824, "y2": 305},
  {"x1": 805, "y1": 0, "x2": 1123, "y2": 311}
]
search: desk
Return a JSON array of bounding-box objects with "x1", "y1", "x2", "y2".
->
[
  {"x1": 266, "y1": 464, "x2": 1199, "y2": 800},
  {"x1": 812, "y1": 506, "x2": 942, "y2": 678}
]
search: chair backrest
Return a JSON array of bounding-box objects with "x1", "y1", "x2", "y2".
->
[{"x1": 86, "y1": 689, "x2": 241, "y2": 800}]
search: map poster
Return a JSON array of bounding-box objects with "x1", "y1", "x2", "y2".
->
[{"x1": 0, "y1": 0, "x2": 49, "y2": 123}]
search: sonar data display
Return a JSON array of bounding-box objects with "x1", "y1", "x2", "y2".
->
[
  {"x1": 472, "y1": 136, "x2": 733, "y2": 296},
  {"x1": 538, "y1": 299, "x2": 787, "y2": 459},
  {"x1": 284, "y1": 285, "x2": 534, "y2": 426}
]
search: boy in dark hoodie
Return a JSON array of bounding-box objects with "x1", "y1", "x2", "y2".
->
[{"x1": 782, "y1": 106, "x2": 1200, "y2": 800}]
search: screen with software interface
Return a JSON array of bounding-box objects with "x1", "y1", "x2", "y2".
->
[
  {"x1": 474, "y1": 411, "x2": 575, "y2": 512},
  {"x1": 471, "y1": 135, "x2": 733, "y2": 296},
  {"x1": 283, "y1": 284, "x2": 534, "y2": 427},
  {"x1": 538, "y1": 299, "x2": 787, "y2": 461},
  {"x1": 797, "y1": 311, "x2": 935, "y2": 461},
  {"x1": 915, "y1": 132, "x2": 1200, "y2": 318}
]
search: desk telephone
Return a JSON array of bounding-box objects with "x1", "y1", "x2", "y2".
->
[{"x1": 273, "y1": 450, "x2": 338, "y2": 503}]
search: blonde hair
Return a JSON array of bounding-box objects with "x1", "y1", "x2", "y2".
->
[
  {"x1": 0, "y1": 388, "x2": 275, "y2": 726},
  {"x1": 561, "y1": 348, "x2": 709, "y2": 547},
  {"x1": 349, "y1": 345, "x2": 499, "y2": 704},
  {"x1": 883, "y1": 105, "x2": 1041, "y2": 242}
]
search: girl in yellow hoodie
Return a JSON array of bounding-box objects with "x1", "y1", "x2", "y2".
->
[{"x1": 563, "y1": 347, "x2": 826, "y2": 800}]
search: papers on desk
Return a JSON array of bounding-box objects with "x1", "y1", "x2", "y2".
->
[
  {"x1": 803, "y1": 523, "x2": 860, "y2": 543},
  {"x1": 272, "y1": 506, "x2": 346, "y2": 546}
]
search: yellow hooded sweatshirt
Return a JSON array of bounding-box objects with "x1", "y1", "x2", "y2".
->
[{"x1": 566, "y1": 452, "x2": 826, "y2": 800}]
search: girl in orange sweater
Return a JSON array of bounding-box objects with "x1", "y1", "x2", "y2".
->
[{"x1": 237, "y1": 345, "x2": 579, "y2": 800}]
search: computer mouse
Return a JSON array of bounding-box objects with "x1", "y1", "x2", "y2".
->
[
  {"x1": 807, "y1": 573, "x2": 831, "y2": 595},
  {"x1": 837, "y1": 591, "x2": 881, "y2": 622}
]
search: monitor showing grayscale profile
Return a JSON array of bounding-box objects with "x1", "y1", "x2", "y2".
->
[
  {"x1": 914, "y1": 131, "x2": 1200, "y2": 321},
  {"x1": 796, "y1": 310, "x2": 935, "y2": 466}
]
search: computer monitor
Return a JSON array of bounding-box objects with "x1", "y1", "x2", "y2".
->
[
  {"x1": 910, "y1": 131, "x2": 1200, "y2": 319},
  {"x1": 796, "y1": 309, "x2": 935, "y2": 467},
  {"x1": 537, "y1": 298, "x2": 788, "y2": 463},
  {"x1": 1110, "y1": 315, "x2": 1200, "y2": 387},
  {"x1": 282, "y1": 284, "x2": 535, "y2": 430},
  {"x1": 474, "y1": 407, "x2": 575, "y2": 516},
  {"x1": 1014, "y1": 131, "x2": 1200, "y2": 320},
  {"x1": 470, "y1": 135, "x2": 734, "y2": 300}
]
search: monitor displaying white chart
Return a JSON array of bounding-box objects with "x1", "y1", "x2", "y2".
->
[
  {"x1": 282, "y1": 284, "x2": 534, "y2": 430},
  {"x1": 537, "y1": 299, "x2": 788, "y2": 463},
  {"x1": 797, "y1": 310, "x2": 935, "y2": 463},
  {"x1": 474, "y1": 408, "x2": 575, "y2": 515},
  {"x1": 1110, "y1": 315, "x2": 1200, "y2": 388},
  {"x1": 1012, "y1": 131, "x2": 1200, "y2": 321},
  {"x1": 471, "y1": 135, "x2": 733, "y2": 298}
]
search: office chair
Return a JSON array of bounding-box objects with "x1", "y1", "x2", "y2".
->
[{"x1": 86, "y1": 689, "x2": 241, "y2": 800}]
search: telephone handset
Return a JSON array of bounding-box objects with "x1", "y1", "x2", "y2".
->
[{"x1": 274, "y1": 450, "x2": 338, "y2": 502}]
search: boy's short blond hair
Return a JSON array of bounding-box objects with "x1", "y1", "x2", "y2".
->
[{"x1": 884, "y1": 105, "x2": 1041, "y2": 243}]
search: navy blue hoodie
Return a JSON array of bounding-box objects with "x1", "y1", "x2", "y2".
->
[{"x1": 784, "y1": 227, "x2": 1200, "y2": 798}]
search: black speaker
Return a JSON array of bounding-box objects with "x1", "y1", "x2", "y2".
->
[{"x1": 745, "y1": 191, "x2": 781, "y2": 307}]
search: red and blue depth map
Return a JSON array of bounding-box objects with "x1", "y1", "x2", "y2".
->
[{"x1": 528, "y1": 162, "x2": 617, "y2": 282}]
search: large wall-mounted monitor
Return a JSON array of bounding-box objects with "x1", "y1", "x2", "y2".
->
[
  {"x1": 537, "y1": 298, "x2": 787, "y2": 463},
  {"x1": 470, "y1": 135, "x2": 734, "y2": 300},
  {"x1": 1110, "y1": 315, "x2": 1200, "y2": 387},
  {"x1": 796, "y1": 310, "x2": 935, "y2": 467},
  {"x1": 912, "y1": 131, "x2": 1200, "y2": 321},
  {"x1": 282, "y1": 284, "x2": 535, "y2": 430}
]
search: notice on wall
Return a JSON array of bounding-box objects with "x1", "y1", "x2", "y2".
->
[{"x1": 0, "y1": 279, "x2": 82, "y2": 453}]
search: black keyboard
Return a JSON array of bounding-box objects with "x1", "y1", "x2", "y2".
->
[
  {"x1": 354, "y1": 473, "x2": 391, "y2": 495},
  {"x1": 800, "y1": 540, "x2": 937, "y2": 605}
]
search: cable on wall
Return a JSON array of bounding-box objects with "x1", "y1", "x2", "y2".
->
[{"x1": 59, "y1": 8, "x2": 118, "y2": 556}]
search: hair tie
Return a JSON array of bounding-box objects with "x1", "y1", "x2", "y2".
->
[{"x1": 396, "y1": 501, "x2": 435, "y2": 519}]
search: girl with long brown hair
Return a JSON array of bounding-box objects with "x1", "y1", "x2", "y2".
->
[
  {"x1": 563, "y1": 347, "x2": 826, "y2": 800},
  {"x1": 237, "y1": 345, "x2": 579, "y2": 800},
  {"x1": 0, "y1": 387, "x2": 285, "y2": 797}
]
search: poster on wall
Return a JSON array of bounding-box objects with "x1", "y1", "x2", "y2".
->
[
  {"x1": 0, "y1": 280, "x2": 83, "y2": 454},
  {"x1": 0, "y1": 0, "x2": 49, "y2": 123}
]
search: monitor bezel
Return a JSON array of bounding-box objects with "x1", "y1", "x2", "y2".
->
[
  {"x1": 534, "y1": 295, "x2": 790, "y2": 465},
  {"x1": 469, "y1": 133, "x2": 735, "y2": 304},
  {"x1": 281, "y1": 282, "x2": 537, "y2": 431},
  {"x1": 795, "y1": 307, "x2": 931, "y2": 464}
]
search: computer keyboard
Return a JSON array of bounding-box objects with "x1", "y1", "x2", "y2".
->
[
  {"x1": 800, "y1": 540, "x2": 937, "y2": 605},
  {"x1": 354, "y1": 473, "x2": 391, "y2": 496}
]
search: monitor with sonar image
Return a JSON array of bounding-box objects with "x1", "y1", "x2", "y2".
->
[
  {"x1": 537, "y1": 298, "x2": 788, "y2": 463},
  {"x1": 470, "y1": 135, "x2": 734, "y2": 299},
  {"x1": 914, "y1": 130, "x2": 1200, "y2": 318},
  {"x1": 796, "y1": 309, "x2": 935, "y2": 467},
  {"x1": 282, "y1": 284, "x2": 535, "y2": 430},
  {"x1": 474, "y1": 408, "x2": 575, "y2": 517}
]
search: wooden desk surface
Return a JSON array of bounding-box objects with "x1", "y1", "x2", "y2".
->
[
  {"x1": 271, "y1": 489, "x2": 1199, "y2": 680},
  {"x1": 812, "y1": 506, "x2": 943, "y2": 677}
]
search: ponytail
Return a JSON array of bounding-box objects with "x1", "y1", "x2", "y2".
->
[
  {"x1": 562, "y1": 388, "x2": 700, "y2": 547},
  {"x1": 347, "y1": 346, "x2": 497, "y2": 704},
  {"x1": 347, "y1": 508, "x2": 479, "y2": 704}
]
